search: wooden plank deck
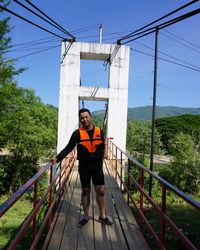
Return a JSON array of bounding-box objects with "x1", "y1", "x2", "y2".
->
[{"x1": 44, "y1": 161, "x2": 149, "y2": 250}]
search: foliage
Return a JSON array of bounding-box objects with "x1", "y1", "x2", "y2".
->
[
  {"x1": 92, "y1": 116, "x2": 103, "y2": 128},
  {"x1": 0, "y1": 195, "x2": 32, "y2": 249},
  {"x1": 142, "y1": 204, "x2": 200, "y2": 249},
  {"x1": 156, "y1": 114, "x2": 200, "y2": 153},
  {"x1": 0, "y1": 169, "x2": 55, "y2": 249},
  {"x1": 0, "y1": 5, "x2": 58, "y2": 194},
  {"x1": 127, "y1": 177, "x2": 200, "y2": 249},
  {"x1": 167, "y1": 133, "x2": 200, "y2": 192},
  {"x1": 0, "y1": 2, "x2": 25, "y2": 86},
  {"x1": 92, "y1": 116, "x2": 106, "y2": 134},
  {"x1": 126, "y1": 118, "x2": 200, "y2": 194},
  {"x1": 0, "y1": 87, "x2": 58, "y2": 193},
  {"x1": 126, "y1": 120, "x2": 163, "y2": 163}
]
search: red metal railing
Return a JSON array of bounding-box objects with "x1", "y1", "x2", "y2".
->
[
  {"x1": 0, "y1": 150, "x2": 76, "y2": 250},
  {"x1": 106, "y1": 138, "x2": 200, "y2": 250}
]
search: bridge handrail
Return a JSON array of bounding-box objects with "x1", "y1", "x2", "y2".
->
[
  {"x1": 0, "y1": 151, "x2": 76, "y2": 250},
  {"x1": 0, "y1": 163, "x2": 50, "y2": 217},
  {"x1": 107, "y1": 138, "x2": 200, "y2": 249},
  {"x1": 110, "y1": 140, "x2": 200, "y2": 211}
]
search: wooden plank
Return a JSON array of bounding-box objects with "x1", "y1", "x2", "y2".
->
[
  {"x1": 89, "y1": 162, "x2": 130, "y2": 250},
  {"x1": 59, "y1": 186, "x2": 81, "y2": 249},
  {"x1": 91, "y1": 185, "x2": 113, "y2": 250},
  {"x1": 75, "y1": 186, "x2": 95, "y2": 250},
  {"x1": 104, "y1": 165, "x2": 131, "y2": 250},
  {"x1": 46, "y1": 168, "x2": 79, "y2": 250},
  {"x1": 46, "y1": 162, "x2": 149, "y2": 250},
  {"x1": 110, "y1": 188, "x2": 149, "y2": 249},
  {"x1": 104, "y1": 162, "x2": 150, "y2": 250},
  {"x1": 60, "y1": 172, "x2": 95, "y2": 250}
]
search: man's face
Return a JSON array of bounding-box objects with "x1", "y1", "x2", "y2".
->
[{"x1": 79, "y1": 111, "x2": 92, "y2": 129}]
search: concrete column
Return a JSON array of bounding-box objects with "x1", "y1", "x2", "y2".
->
[
  {"x1": 57, "y1": 43, "x2": 80, "y2": 152},
  {"x1": 107, "y1": 45, "x2": 130, "y2": 152},
  {"x1": 57, "y1": 42, "x2": 130, "y2": 154}
]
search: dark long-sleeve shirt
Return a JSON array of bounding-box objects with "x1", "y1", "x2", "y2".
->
[
  {"x1": 56, "y1": 127, "x2": 104, "y2": 163},
  {"x1": 56, "y1": 130, "x2": 79, "y2": 162}
]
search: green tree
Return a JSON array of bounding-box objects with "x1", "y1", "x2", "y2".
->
[
  {"x1": 0, "y1": 0, "x2": 25, "y2": 85},
  {"x1": 0, "y1": 86, "x2": 58, "y2": 193},
  {"x1": 167, "y1": 132, "x2": 200, "y2": 192},
  {"x1": 126, "y1": 120, "x2": 163, "y2": 164},
  {"x1": 156, "y1": 115, "x2": 200, "y2": 153},
  {"x1": 0, "y1": 0, "x2": 25, "y2": 149},
  {"x1": 0, "y1": 3, "x2": 58, "y2": 193}
]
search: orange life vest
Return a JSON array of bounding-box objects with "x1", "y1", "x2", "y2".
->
[{"x1": 77, "y1": 127, "x2": 104, "y2": 160}]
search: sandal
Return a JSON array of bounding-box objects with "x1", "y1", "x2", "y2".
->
[
  {"x1": 78, "y1": 218, "x2": 89, "y2": 228},
  {"x1": 98, "y1": 216, "x2": 113, "y2": 225}
]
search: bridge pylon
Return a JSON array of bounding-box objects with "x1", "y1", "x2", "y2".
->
[{"x1": 57, "y1": 41, "x2": 130, "y2": 154}]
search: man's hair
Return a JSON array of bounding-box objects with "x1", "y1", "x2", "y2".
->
[{"x1": 78, "y1": 108, "x2": 91, "y2": 117}]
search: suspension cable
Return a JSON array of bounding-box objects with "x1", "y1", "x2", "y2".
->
[
  {"x1": 102, "y1": 102, "x2": 108, "y2": 131},
  {"x1": 24, "y1": 0, "x2": 75, "y2": 40},
  {"x1": 3, "y1": 45, "x2": 60, "y2": 63},
  {"x1": 130, "y1": 48, "x2": 200, "y2": 73},
  {"x1": 61, "y1": 41, "x2": 73, "y2": 64},
  {"x1": 0, "y1": 5, "x2": 70, "y2": 41},
  {"x1": 135, "y1": 41, "x2": 200, "y2": 69},
  {"x1": 13, "y1": 0, "x2": 76, "y2": 40},
  {"x1": 122, "y1": 8, "x2": 200, "y2": 45},
  {"x1": 119, "y1": 0, "x2": 199, "y2": 42},
  {"x1": 162, "y1": 30, "x2": 200, "y2": 49}
]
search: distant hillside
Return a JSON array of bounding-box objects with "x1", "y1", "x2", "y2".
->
[{"x1": 92, "y1": 106, "x2": 200, "y2": 120}]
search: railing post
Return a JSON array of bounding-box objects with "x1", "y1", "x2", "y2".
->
[
  {"x1": 107, "y1": 138, "x2": 110, "y2": 159},
  {"x1": 127, "y1": 158, "x2": 131, "y2": 206},
  {"x1": 120, "y1": 151, "x2": 123, "y2": 190},
  {"x1": 115, "y1": 146, "x2": 118, "y2": 180},
  {"x1": 32, "y1": 181, "x2": 38, "y2": 242},
  {"x1": 111, "y1": 142, "x2": 114, "y2": 173},
  {"x1": 161, "y1": 184, "x2": 166, "y2": 246},
  {"x1": 48, "y1": 164, "x2": 53, "y2": 227},
  {"x1": 64, "y1": 157, "x2": 68, "y2": 177},
  {"x1": 105, "y1": 137, "x2": 108, "y2": 159},
  {"x1": 140, "y1": 169, "x2": 144, "y2": 212},
  {"x1": 59, "y1": 161, "x2": 62, "y2": 192},
  {"x1": 111, "y1": 141, "x2": 114, "y2": 160}
]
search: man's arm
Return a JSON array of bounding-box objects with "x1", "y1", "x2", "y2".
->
[
  {"x1": 50, "y1": 130, "x2": 79, "y2": 164},
  {"x1": 100, "y1": 128, "x2": 106, "y2": 159}
]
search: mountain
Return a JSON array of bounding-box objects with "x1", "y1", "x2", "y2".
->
[{"x1": 92, "y1": 106, "x2": 200, "y2": 120}]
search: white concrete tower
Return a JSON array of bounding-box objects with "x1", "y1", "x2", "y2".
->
[{"x1": 57, "y1": 42, "x2": 130, "y2": 153}]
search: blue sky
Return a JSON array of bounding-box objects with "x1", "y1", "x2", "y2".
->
[{"x1": 2, "y1": 0, "x2": 200, "y2": 111}]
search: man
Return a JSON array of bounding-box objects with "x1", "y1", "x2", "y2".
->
[{"x1": 51, "y1": 108, "x2": 113, "y2": 228}]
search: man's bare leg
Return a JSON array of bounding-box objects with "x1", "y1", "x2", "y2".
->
[
  {"x1": 78, "y1": 187, "x2": 91, "y2": 228},
  {"x1": 82, "y1": 187, "x2": 91, "y2": 219},
  {"x1": 95, "y1": 185, "x2": 106, "y2": 218},
  {"x1": 95, "y1": 185, "x2": 113, "y2": 225}
]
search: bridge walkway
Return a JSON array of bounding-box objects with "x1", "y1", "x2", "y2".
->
[{"x1": 44, "y1": 160, "x2": 149, "y2": 250}]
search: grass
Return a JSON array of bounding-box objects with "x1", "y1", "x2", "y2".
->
[
  {"x1": 0, "y1": 195, "x2": 32, "y2": 249},
  {"x1": 141, "y1": 203, "x2": 200, "y2": 249},
  {"x1": 126, "y1": 181, "x2": 200, "y2": 249},
  {"x1": 0, "y1": 174, "x2": 57, "y2": 250}
]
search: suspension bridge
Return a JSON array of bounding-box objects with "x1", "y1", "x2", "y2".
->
[
  {"x1": 1, "y1": 138, "x2": 200, "y2": 249},
  {"x1": 0, "y1": 1, "x2": 200, "y2": 249}
]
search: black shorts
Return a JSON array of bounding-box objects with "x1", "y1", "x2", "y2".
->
[{"x1": 79, "y1": 167, "x2": 105, "y2": 188}]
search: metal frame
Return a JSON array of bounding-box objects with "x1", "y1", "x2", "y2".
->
[
  {"x1": 0, "y1": 150, "x2": 76, "y2": 250},
  {"x1": 106, "y1": 138, "x2": 200, "y2": 250}
]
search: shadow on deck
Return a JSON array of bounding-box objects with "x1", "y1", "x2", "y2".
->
[{"x1": 43, "y1": 161, "x2": 149, "y2": 250}]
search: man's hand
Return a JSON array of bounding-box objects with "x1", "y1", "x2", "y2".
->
[{"x1": 50, "y1": 157, "x2": 57, "y2": 164}]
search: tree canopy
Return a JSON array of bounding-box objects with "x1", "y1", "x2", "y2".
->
[
  {"x1": 155, "y1": 114, "x2": 200, "y2": 153},
  {"x1": 126, "y1": 120, "x2": 162, "y2": 163},
  {"x1": 0, "y1": 3, "x2": 58, "y2": 193}
]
